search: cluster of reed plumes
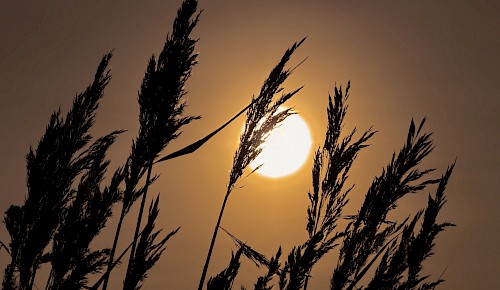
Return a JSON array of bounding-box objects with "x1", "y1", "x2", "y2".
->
[
  {"x1": 2, "y1": 1, "x2": 200, "y2": 289},
  {"x1": 206, "y1": 82, "x2": 455, "y2": 290},
  {"x1": 0, "y1": 0, "x2": 454, "y2": 289}
]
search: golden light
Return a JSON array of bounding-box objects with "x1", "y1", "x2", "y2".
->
[{"x1": 249, "y1": 108, "x2": 312, "y2": 178}]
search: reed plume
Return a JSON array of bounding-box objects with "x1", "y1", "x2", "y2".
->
[
  {"x1": 123, "y1": 195, "x2": 180, "y2": 290},
  {"x1": 299, "y1": 82, "x2": 375, "y2": 290},
  {"x1": 45, "y1": 132, "x2": 124, "y2": 290},
  {"x1": 213, "y1": 83, "x2": 454, "y2": 290},
  {"x1": 206, "y1": 249, "x2": 244, "y2": 290},
  {"x1": 330, "y1": 118, "x2": 453, "y2": 290},
  {"x1": 199, "y1": 38, "x2": 305, "y2": 290},
  {"x1": 2, "y1": 53, "x2": 113, "y2": 290},
  {"x1": 101, "y1": 1, "x2": 201, "y2": 289},
  {"x1": 363, "y1": 164, "x2": 455, "y2": 290}
]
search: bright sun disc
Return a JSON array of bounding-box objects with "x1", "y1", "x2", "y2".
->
[{"x1": 249, "y1": 108, "x2": 312, "y2": 178}]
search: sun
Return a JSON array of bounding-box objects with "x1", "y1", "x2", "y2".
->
[{"x1": 249, "y1": 108, "x2": 312, "y2": 178}]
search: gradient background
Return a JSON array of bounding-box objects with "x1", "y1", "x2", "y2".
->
[{"x1": 0, "y1": 0, "x2": 498, "y2": 289}]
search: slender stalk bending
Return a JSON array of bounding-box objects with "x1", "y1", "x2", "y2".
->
[{"x1": 198, "y1": 38, "x2": 305, "y2": 290}]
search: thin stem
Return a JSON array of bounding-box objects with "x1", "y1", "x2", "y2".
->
[
  {"x1": 28, "y1": 272, "x2": 36, "y2": 290},
  {"x1": 304, "y1": 276, "x2": 310, "y2": 290},
  {"x1": 44, "y1": 268, "x2": 54, "y2": 290},
  {"x1": 89, "y1": 229, "x2": 145, "y2": 290},
  {"x1": 101, "y1": 205, "x2": 127, "y2": 290},
  {"x1": 124, "y1": 161, "x2": 154, "y2": 288},
  {"x1": 305, "y1": 194, "x2": 323, "y2": 290},
  {"x1": 198, "y1": 189, "x2": 231, "y2": 290}
]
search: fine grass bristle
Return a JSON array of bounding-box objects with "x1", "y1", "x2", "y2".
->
[{"x1": 0, "y1": 1, "x2": 456, "y2": 289}]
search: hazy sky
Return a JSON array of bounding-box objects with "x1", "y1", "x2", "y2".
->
[{"x1": 0, "y1": 1, "x2": 498, "y2": 289}]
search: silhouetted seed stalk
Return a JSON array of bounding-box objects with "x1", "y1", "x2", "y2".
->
[
  {"x1": 319, "y1": 115, "x2": 456, "y2": 290},
  {"x1": 124, "y1": 195, "x2": 180, "y2": 290},
  {"x1": 0, "y1": 0, "x2": 456, "y2": 289},
  {"x1": 298, "y1": 82, "x2": 375, "y2": 290},
  {"x1": 198, "y1": 38, "x2": 306, "y2": 290},
  {"x1": 216, "y1": 83, "x2": 454, "y2": 290},
  {"x1": 45, "y1": 131, "x2": 124, "y2": 290},
  {"x1": 2, "y1": 52, "x2": 114, "y2": 290},
  {"x1": 101, "y1": 1, "x2": 201, "y2": 290}
]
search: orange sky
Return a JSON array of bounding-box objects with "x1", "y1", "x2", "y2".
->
[{"x1": 0, "y1": 1, "x2": 498, "y2": 289}]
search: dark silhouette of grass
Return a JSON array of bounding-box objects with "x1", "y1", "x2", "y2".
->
[
  {"x1": 120, "y1": 0, "x2": 200, "y2": 289},
  {"x1": 0, "y1": 0, "x2": 454, "y2": 289},
  {"x1": 124, "y1": 195, "x2": 180, "y2": 290},
  {"x1": 101, "y1": 0, "x2": 201, "y2": 289},
  {"x1": 46, "y1": 132, "x2": 124, "y2": 290},
  {"x1": 198, "y1": 38, "x2": 305, "y2": 290},
  {"x1": 2, "y1": 52, "x2": 114, "y2": 290},
  {"x1": 213, "y1": 83, "x2": 455, "y2": 290}
]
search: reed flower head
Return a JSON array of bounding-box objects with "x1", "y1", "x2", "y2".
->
[
  {"x1": 123, "y1": 0, "x2": 201, "y2": 213},
  {"x1": 3, "y1": 53, "x2": 113, "y2": 290},
  {"x1": 228, "y1": 39, "x2": 305, "y2": 191}
]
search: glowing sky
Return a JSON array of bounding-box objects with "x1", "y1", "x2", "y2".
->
[{"x1": 0, "y1": 1, "x2": 498, "y2": 289}]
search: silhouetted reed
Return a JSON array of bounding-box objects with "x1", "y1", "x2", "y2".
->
[
  {"x1": 207, "y1": 249, "x2": 244, "y2": 290},
  {"x1": 2, "y1": 52, "x2": 114, "y2": 290},
  {"x1": 198, "y1": 38, "x2": 305, "y2": 290},
  {"x1": 123, "y1": 195, "x2": 180, "y2": 290},
  {"x1": 1, "y1": 1, "x2": 202, "y2": 289},
  {"x1": 363, "y1": 164, "x2": 455, "y2": 290},
  {"x1": 216, "y1": 83, "x2": 454, "y2": 290},
  {"x1": 45, "y1": 132, "x2": 124, "y2": 290},
  {"x1": 101, "y1": 1, "x2": 201, "y2": 289},
  {"x1": 0, "y1": 0, "x2": 455, "y2": 289},
  {"x1": 301, "y1": 82, "x2": 375, "y2": 290},
  {"x1": 329, "y1": 117, "x2": 446, "y2": 290}
]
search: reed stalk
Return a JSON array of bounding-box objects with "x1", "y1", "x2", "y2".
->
[
  {"x1": 123, "y1": 162, "x2": 153, "y2": 289},
  {"x1": 2, "y1": 52, "x2": 113, "y2": 290},
  {"x1": 198, "y1": 38, "x2": 305, "y2": 290},
  {"x1": 101, "y1": 1, "x2": 200, "y2": 289}
]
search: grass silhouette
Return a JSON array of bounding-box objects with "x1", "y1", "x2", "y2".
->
[
  {"x1": 0, "y1": 0, "x2": 454, "y2": 289},
  {"x1": 209, "y1": 83, "x2": 454, "y2": 290},
  {"x1": 198, "y1": 38, "x2": 304, "y2": 290}
]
